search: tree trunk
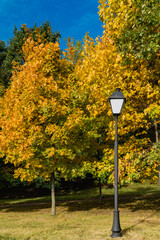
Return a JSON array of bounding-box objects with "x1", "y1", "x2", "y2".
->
[
  {"x1": 154, "y1": 121, "x2": 159, "y2": 144},
  {"x1": 158, "y1": 165, "x2": 160, "y2": 186},
  {"x1": 99, "y1": 178, "x2": 102, "y2": 208},
  {"x1": 51, "y1": 172, "x2": 56, "y2": 215}
]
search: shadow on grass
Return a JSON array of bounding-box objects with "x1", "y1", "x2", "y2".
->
[
  {"x1": 0, "y1": 202, "x2": 50, "y2": 213},
  {"x1": 59, "y1": 185, "x2": 160, "y2": 212},
  {"x1": 0, "y1": 186, "x2": 160, "y2": 213},
  {"x1": 61, "y1": 192, "x2": 160, "y2": 212},
  {"x1": 121, "y1": 211, "x2": 157, "y2": 235}
]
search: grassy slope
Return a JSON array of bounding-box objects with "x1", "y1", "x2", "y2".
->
[{"x1": 0, "y1": 182, "x2": 160, "y2": 240}]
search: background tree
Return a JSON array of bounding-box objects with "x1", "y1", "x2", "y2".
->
[
  {"x1": 0, "y1": 40, "x2": 7, "y2": 96},
  {"x1": 0, "y1": 21, "x2": 60, "y2": 95}
]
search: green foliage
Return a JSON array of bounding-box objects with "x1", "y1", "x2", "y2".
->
[
  {"x1": 0, "y1": 41, "x2": 6, "y2": 64},
  {"x1": 0, "y1": 41, "x2": 7, "y2": 96},
  {"x1": 0, "y1": 21, "x2": 60, "y2": 95},
  {"x1": 115, "y1": 0, "x2": 160, "y2": 64},
  {"x1": 133, "y1": 143, "x2": 160, "y2": 183}
]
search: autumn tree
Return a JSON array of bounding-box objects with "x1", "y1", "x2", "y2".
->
[
  {"x1": 0, "y1": 22, "x2": 61, "y2": 198},
  {"x1": 65, "y1": 22, "x2": 159, "y2": 186},
  {"x1": 0, "y1": 35, "x2": 76, "y2": 215},
  {"x1": 99, "y1": 0, "x2": 160, "y2": 143}
]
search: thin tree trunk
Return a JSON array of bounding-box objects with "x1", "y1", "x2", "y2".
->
[
  {"x1": 154, "y1": 121, "x2": 159, "y2": 144},
  {"x1": 158, "y1": 165, "x2": 160, "y2": 186},
  {"x1": 51, "y1": 172, "x2": 56, "y2": 215},
  {"x1": 99, "y1": 178, "x2": 102, "y2": 208}
]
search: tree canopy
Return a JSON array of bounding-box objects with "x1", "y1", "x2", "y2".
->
[{"x1": 0, "y1": 21, "x2": 60, "y2": 96}]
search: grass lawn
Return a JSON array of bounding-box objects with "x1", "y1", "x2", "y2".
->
[{"x1": 0, "y1": 182, "x2": 160, "y2": 240}]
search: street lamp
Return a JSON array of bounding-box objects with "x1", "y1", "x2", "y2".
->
[{"x1": 108, "y1": 88, "x2": 126, "y2": 238}]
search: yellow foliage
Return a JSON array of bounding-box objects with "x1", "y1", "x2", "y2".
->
[{"x1": 0, "y1": 35, "x2": 73, "y2": 181}]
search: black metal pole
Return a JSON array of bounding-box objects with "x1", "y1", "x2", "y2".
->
[{"x1": 111, "y1": 114, "x2": 122, "y2": 238}]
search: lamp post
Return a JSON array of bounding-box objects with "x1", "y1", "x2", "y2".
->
[{"x1": 108, "y1": 88, "x2": 126, "y2": 238}]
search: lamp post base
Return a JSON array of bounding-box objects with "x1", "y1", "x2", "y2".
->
[
  {"x1": 111, "y1": 232, "x2": 122, "y2": 238},
  {"x1": 111, "y1": 211, "x2": 122, "y2": 238}
]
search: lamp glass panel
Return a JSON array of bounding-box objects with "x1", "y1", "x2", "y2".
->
[{"x1": 110, "y1": 99, "x2": 124, "y2": 114}]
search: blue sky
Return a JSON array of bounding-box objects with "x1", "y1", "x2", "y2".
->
[{"x1": 0, "y1": 0, "x2": 103, "y2": 50}]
